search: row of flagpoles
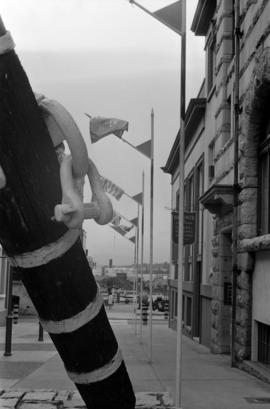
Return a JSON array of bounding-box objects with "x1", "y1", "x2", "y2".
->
[
  {"x1": 86, "y1": 106, "x2": 154, "y2": 354},
  {"x1": 129, "y1": 3, "x2": 186, "y2": 409},
  {"x1": 86, "y1": 1, "x2": 185, "y2": 408}
]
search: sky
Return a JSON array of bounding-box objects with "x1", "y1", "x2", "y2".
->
[{"x1": 1, "y1": 0, "x2": 205, "y2": 267}]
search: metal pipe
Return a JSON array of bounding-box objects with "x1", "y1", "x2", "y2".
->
[
  {"x1": 38, "y1": 322, "x2": 44, "y2": 342},
  {"x1": 4, "y1": 263, "x2": 13, "y2": 357},
  {"x1": 175, "y1": 1, "x2": 186, "y2": 407},
  {"x1": 140, "y1": 171, "x2": 145, "y2": 341},
  {"x1": 135, "y1": 203, "x2": 140, "y2": 335},
  {"x1": 149, "y1": 108, "x2": 154, "y2": 363},
  {"x1": 231, "y1": 0, "x2": 241, "y2": 368}
]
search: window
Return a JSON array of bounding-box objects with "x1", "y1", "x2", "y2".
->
[
  {"x1": 196, "y1": 159, "x2": 204, "y2": 255},
  {"x1": 232, "y1": 0, "x2": 235, "y2": 58},
  {"x1": 173, "y1": 290, "x2": 178, "y2": 318},
  {"x1": 258, "y1": 124, "x2": 270, "y2": 234},
  {"x1": 258, "y1": 321, "x2": 270, "y2": 367},
  {"x1": 175, "y1": 292, "x2": 178, "y2": 318},
  {"x1": 184, "y1": 173, "x2": 195, "y2": 282},
  {"x1": 186, "y1": 297, "x2": 192, "y2": 327},
  {"x1": 227, "y1": 94, "x2": 233, "y2": 145},
  {"x1": 171, "y1": 290, "x2": 174, "y2": 320},
  {"x1": 172, "y1": 190, "x2": 179, "y2": 279},
  {"x1": 208, "y1": 141, "x2": 215, "y2": 183},
  {"x1": 182, "y1": 295, "x2": 192, "y2": 327},
  {"x1": 207, "y1": 33, "x2": 216, "y2": 95}
]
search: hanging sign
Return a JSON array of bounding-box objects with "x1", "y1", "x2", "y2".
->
[
  {"x1": 184, "y1": 211, "x2": 196, "y2": 245},
  {"x1": 172, "y1": 211, "x2": 179, "y2": 244},
  {"x1": 172, "y1": 211, "x2": 196, "y2": 245}
]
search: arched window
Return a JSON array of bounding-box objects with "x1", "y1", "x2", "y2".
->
[{"x1": 258, "y1": 121, "x2": 270, "y2": 235}]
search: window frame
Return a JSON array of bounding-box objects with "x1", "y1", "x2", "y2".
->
[
  {"x1": 206, "y1": 29, "x2": 216, "y2": 97},
  {"x1": 195, "y1": 155, "x2": 204, "y2": 256},
  {"x1": 258, "y1": 131, "x2": 270, "y2": 235}
]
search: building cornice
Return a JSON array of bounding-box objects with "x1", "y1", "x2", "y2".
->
[
  {"x1": 191, "y1": 0, "x2": 217, "y2": 36},
  {"x1": 199, "y1": 184, "x2": 233, "y2": 216},
  {"x1": 162, "y1": 98, "x2": 206, "y2": 175}
]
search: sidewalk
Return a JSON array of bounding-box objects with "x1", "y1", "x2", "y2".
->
[{"x1": 1, "y1": 315, "x2": 270, "y2": 408}]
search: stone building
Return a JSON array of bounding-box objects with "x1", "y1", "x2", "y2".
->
[
  {"x1": 164, "y1": 0, "x2": 270, "y2": 373},
  {"x1": 163, "y1": 82, "x2": 213, "y2": 348}
]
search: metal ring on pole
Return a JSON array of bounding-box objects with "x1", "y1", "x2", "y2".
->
[
  {"x1": 36, "y1": 95, "x2": 114, "y2": 229},
  {"x1": 37, "y1": 95, "x2": 89, "y2": 179}
]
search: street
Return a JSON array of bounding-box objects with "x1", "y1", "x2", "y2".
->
[{"x1": 1, "y1": 303, "x2": 270, "y2": 408}]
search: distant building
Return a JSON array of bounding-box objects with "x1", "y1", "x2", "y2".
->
[{"x1": 163, "y1": 83, "x2": 212, "y2": 344}]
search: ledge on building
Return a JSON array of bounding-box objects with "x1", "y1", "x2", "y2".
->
[
  {"x1": 240, "y1": 360, "x2": 270, "y2": 384},
  {"x1": 239, "y1": 234, "x2": 270, "y2": 253},
  {"x1": 199, "y1": 184, "x2": 233, "y2": 216},
  {"x1": 200, "y1": 283, "x2": 212, "y2": 299}
]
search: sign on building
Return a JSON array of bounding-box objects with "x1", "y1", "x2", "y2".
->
[{"x1": 172, "y1": 211, "x2": 196, "y2": 246}]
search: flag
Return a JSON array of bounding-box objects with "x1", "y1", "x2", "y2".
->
[
  {"x1": 135, "y1": 140, "x2": 151, "y2": 159},
  {"x1": 100, "y1": 176, "x2": 124, "y2": 201},
  {"x1": 110, "y1": 225, "x2": 135, "y2": 244},
  {"x1": 111, "y1": 211, "x2": 134, "y2": 233},
  {"x1": 111, "y1": 212, "x2": 121, "y2": 226},
  {"x1": 153, "y1": 1, "x2": 183, "y2": 35},
  {"x1": 119, "y1": 224, "x2": 133, "y2": 233},
  {"x1": 111, "y1": 225, "x2": 127, "y2": 237},
  {"x1": 130, "y1": 217, "x2": 138, "y2": 227},
  {"x1": 129, "y1": 236, "x2": 136, "y2": 244},
  {"x1": 112, "y1": 211, "x2": 134, "y2": 232},
  {"x1": 132, "y1": 192, "x2": 143, "y2": 205},
  {"x1": 88, "y1": 116, "x2": 129, "y2": 143},
  {"x1": 130, "y1": 0, "x2": 183, "y2": 36}
]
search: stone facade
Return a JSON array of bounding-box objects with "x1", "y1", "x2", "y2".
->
[
  {"x1": 211, "y1": 217, "x2": 233, "y2": 354},
  {"x1": 164, "y1": 0, "x2": 270, "y2": 368},
  {"x1": 212, "y1": 1, "x2": 270, "y2": 362},
  {"x1": 193, "y1": 0, "x2": 270, "y2": 363},
  {"x1": 236, "y1": 45, "x2": 270, "y2": 361}
]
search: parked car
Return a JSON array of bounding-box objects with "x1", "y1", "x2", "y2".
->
[
  {"x1": 136, "y1": 293, "x2": 149, "y2": 308},
  {"x1": 122, "y1": 290, "x2": 136, "y2": 304},
  {"x1": 100, "y1": 289, "x2": 109, "y2": 305},
  {"x1": 152, "y1": 297, "x2": 168, "y2": 312}
]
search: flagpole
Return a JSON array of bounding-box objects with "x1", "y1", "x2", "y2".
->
[
  {"x1": 176, "y1": 1, "x2": 186, "y2": 408},
  {"x1": 149, "y1": 108, "x2": 154, "y2": 363},
  {"x1": 135, "y1": 203, "x2": 140, "y2": 335},
  {"x1": 133, "y1": 223, "x2": 137, "y2": 333},
  {"x1": 140, "y1": 171, "x2": 145, "y2": 341},
  {"x1": 129, "y1": 0, "x2": 182, "y2": 35}
]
